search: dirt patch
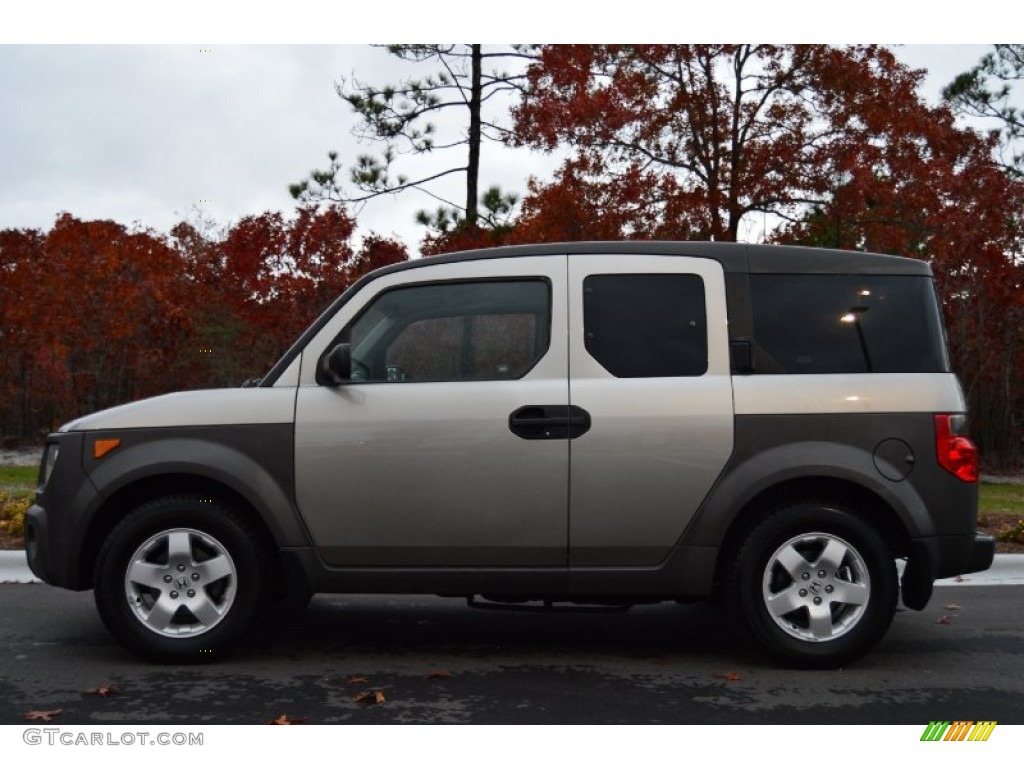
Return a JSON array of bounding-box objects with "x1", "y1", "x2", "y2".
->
[{"x1": 0, "y1": 528, "x2": 22, "y2": 551}]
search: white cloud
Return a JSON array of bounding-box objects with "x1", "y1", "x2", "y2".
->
[{"x1": 0, "y1": 43, "x2": 1000, "y2": 255}]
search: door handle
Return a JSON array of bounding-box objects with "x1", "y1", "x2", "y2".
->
[{"x1": 509, "y1": 405, "x2": 591, "y2": 440}]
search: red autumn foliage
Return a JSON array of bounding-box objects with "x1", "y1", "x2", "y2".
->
[
  {"x1": 510, "y1": 45, "x2": 982, "y2": 242},
  {"x1": 0, "y1": 206, "x2": 407, "y2": 438}
]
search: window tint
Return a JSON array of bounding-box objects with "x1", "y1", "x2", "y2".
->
[
  {"x1": 345, "y1": 280, "x2": 549, "y2": 382},
  {"x1": 749, "y1": 274, "x2": 949, "y2": 374},
  {"x1": 583, "y1": 274, "x2": 707, "y2": 378}
]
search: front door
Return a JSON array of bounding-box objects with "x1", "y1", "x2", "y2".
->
[{"x1": 294, "y1": 256, "x2": 569, "y2": 567}]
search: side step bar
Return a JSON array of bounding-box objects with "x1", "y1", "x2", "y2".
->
[{"x1": 466, "y1": 596, "x2": 632, "y2": 614}]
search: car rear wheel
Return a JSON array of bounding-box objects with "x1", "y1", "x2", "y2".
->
[
  {"x1": 94, "y1": 495, "x2": 267, "y2": 663},
  {"x1": 726, "y1": 502, "x2": 898, "y2": 669}
]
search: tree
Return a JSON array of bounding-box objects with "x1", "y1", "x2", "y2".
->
[
  {"x1": 0, "y1": 215, "x2": 195, "y2": 431},
  {"x1": 513, "y1": 45, "x2": 946, "y2": 242},
  {"x1": 0, "y1": 206, "x2": 408, "y2": 440},
  {"x1": 507, "y1": 44, "x2": 1024, "y2": 463},
  {"x1": 291, "y1": 45, "x2": 532, "y2": 231},
  {"x1": 174, "y1": 205, "x2": 408, "y2": 386},
  {"x1": 944, "y1": 45, "x2": 1024, "y2": 175},
  {"x1": 774, "y1": 108, "x2": 1024, "y2": 462}
]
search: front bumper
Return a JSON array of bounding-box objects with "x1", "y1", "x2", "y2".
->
[{"x1": 23, "y1": 432, "x2": 99, "y2": 590}]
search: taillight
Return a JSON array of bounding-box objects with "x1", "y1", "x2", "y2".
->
[{"x1": 934, "y1": 414, "x2": 979, "y2": 483}]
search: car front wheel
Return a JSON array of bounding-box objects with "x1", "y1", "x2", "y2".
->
[{"x1": 94, "y1": 495, "x2": 267, "y2": 663}]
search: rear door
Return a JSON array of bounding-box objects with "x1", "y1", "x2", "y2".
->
[{"x1": 567, "y1": 254, "x2": 734, "y2": 567}]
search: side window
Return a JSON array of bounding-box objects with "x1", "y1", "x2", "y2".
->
[
  {"x1": 583, "y1": 274, "x2": 708, "y2": 378},
  {"x1": 344, "y1": 280, "x2": 549, "y2": 383},
  {"x1": 749, "y1": 274, "x2": 949, "y2": 374}
]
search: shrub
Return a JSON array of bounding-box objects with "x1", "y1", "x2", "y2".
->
[
  {"x1": 0, "y1": 492, "x2": 29, "y2": 539},
  {"x1": 996, "y1": 519, "x2": 1024, "y2": 545}
]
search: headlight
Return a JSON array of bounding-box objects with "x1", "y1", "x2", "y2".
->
[{"x1": 40, "y1": 443, "x2": 59, "y2": 489}]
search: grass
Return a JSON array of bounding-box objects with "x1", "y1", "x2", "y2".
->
[
  {"x1": 0, "y1": 466, "x2": 36, "y2": 544},
  {"x1": 0, "y1": 465, "x2": 37, "y2": 492},
  {"x1": 978, "y1": 482, "x2": 1024, "y2": 516}
]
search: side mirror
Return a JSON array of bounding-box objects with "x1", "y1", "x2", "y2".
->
[{"x1": 317, "y1": 343, "x2": 352, "y2": 386}]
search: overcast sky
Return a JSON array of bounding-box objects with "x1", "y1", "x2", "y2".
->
[{"x1": 0, "y1": 10, "x2": 1000, "y2": 254}]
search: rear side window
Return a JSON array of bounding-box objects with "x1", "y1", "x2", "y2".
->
[
  {"x1": 583, "y1": 274, "x2": 707, "y2": 378},
  {"x1": 750, "y1": 274, "x2": 949, "y2": 374}
]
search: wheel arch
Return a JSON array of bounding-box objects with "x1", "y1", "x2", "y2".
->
[
  {"x1": 79, "y1": 472, "x2": 304, "y2": 601},
  {"x1": 686, "y1": 440, "x2": 929, "y2": 568},
  {"x1": 713, "y1": 476, "x2": 910, "y2": 585}
]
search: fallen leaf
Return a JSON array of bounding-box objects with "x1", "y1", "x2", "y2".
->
[
  {"x1": 423, "y1": 670, "x2": 451, "y2": 679},
  {"x1": 354, "y1": 689, "x2": 387, "y2": 705},
  {"x1": 268, "y1": 713, "x2": 306, "y2": 725},
  {"x1": 25, "y1": 709, "x2": 62, "y2": 722},
  {"x1": 936, "y1": 615, "x2": 954, "y2": 625},
  {"x1": 346, "y1": 676, "x2": 369, "y2": 685},
  {"x1": 944, "y1": 603, "x2": 961, "y2": 611},
  {"x1": 954, "y1": 575, "x2": 965, "y2": 582},
  {"x1": 654, "y1": 656, "x2": 672, "y2": 666},
  {"x1": 84, "y1": 685, "x2": 118, "y2": 697},
  {"x1": 715, "y1": 672, "x2": 743, "y2": 681}
]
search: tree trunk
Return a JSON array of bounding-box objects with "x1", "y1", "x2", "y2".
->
[{"x1": 466, "y1": 44, "x2": 482, "y2": 225}]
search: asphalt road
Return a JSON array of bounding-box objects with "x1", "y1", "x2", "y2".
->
[{"x1": 0, "y1": 583, "x2": 1021, "y2": 725}]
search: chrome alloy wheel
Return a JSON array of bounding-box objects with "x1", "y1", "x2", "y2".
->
[
  {"x1": 761, "y1": 532, "x2": 870, "y2": 643},
  {"x1": 124, "y1": 528, "x2": 237, "y2": 637}
]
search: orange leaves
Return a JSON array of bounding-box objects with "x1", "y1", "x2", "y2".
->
[
  {"x1": 715, "y1": 672, "x2": 743, "y2": 682},
  {"x1": 268, "y1": 713, "x2": 307, "y2": 725},
  {"x1": 423, "y1": 670, "x2": 452, "y2": 679},
  {"x1": 346, "y1": 673, "x2": 387, "y2": 704},
  {"x1": 24, "y1": 709, "x2": 62, "y2": 722},
  {"x1": 354, "y1": 690, "x2": 387, "y2": 705},
  {"x1": 84, "y1": 684, "x2": 118, "y2": 697}
]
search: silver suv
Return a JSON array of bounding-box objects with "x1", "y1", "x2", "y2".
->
[{"x1": 25, "y1": 242, "x2": 995, "y2": 667}]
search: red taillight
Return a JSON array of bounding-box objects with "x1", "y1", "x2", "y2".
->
[{"x1": 934, "y1": 414, "x2": 979, "y2": 483}]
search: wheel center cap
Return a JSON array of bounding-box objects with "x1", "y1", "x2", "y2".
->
[
  {"x1": 175, "y1": 575, "x2": 190, "y2": 590},
  {"x1": 809, "y1": 580, "x2": 823, "y2": 595}
]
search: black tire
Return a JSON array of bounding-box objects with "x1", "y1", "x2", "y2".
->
[
  {"x1": 725, "y1": 502, "x2": 898, "y2": 669},
  {"x1": 94, "y1": 495, "x2": 268, "y2": 663}
]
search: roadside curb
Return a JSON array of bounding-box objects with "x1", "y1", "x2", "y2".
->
[
  {"x1": 0, "y1": 550, "x2": 38, "y2": 583},
  {"x1": 3, "y1": 550, "x2": 1024, "y2": 586}
]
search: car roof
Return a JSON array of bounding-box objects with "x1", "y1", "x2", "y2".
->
[{"x1": 386, "y1": 241, "x2": 933, "y2": 277}]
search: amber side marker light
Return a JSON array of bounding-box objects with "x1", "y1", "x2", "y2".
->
[{"x1": 93, "y1": 438, "x2": 121, "y2": 459}]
